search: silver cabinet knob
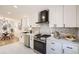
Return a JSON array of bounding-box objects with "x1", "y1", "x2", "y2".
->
[
  {"x1": 51, "y1": 42, "x2": 55, "y2": 44},
  {"x1": 51, "y1": 48, "x2": 55, "y2": 51},
  {"x1": 54, "y1": 24, "x2": 57, "y2": 27},
  {"x1": 67, "y1": 47, "x2": 72, "y2": 49}
]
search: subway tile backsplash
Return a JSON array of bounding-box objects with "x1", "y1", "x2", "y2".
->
[
  {"x1": 51, "y1": 27, "x2": 78, "y2": 36},
  {"x1": 31, "y1": 23, "x2": 79, "y2": 39}
]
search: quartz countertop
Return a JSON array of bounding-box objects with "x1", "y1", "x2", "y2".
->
[{"x1": 47, "y1": 36, "x2": 79, "y2": 45}]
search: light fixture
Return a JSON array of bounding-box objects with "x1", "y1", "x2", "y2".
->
[
  {"x1": 23, "y1": 16, "x2": 27, "y2": 18},
  {"x1": 13, "y1": 5, "x2": 18, "y2": 8},
  {"x1": 42, "y1": 16, "x2": 45, "y2": 19},
  {"x1": 8, "y1": 12, "x2": 11, "y2": 14}
]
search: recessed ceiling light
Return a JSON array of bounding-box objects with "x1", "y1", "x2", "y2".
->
[
  {"x1": 24, "y1": 16, "x2": 26, "y2": 17},
  {"x1": 13, "y1": 5, "x2": 18, "y2": 8},
  {"x1": 8, "y1": 12, "x2": 11, "y2": 14}
]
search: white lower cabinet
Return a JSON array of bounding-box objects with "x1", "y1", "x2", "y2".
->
[
  {"x1": 46, "y1": 38, "x2": 62, "y2": 54},
  {"x1": 46, "y1": 37, "x2": 79, "y2": 54},
  {"x1": 63, "y1": 43, "x2": 79, "y2": 54},
  {"x1": 47, "y1": 43, "x2": 62, "y2": 54},
  {"x1": 30, "y1": 34, "x2": 34, "y2": 49}
]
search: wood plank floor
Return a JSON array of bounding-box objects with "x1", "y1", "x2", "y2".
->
[{"x1": 0, "y1": 41, "x2": 36, "y2": 54}]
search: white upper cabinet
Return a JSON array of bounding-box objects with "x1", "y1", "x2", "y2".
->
[
  {"x1": 64, "y1": 5, "x2": 76, "y2": 27},
  {"x1": 29, "y1": 5, "x2": 77, "y2": 27},
  {"x1": 54, "y1": 6, "x2": 63, "y2": 27},
  {"x1": 77, "y1": 6, "x2": 79, "y2": 27},
  {"x1": 49, "y1": 6, "x2": 55, "y2": 27},
  {"x1": 49, "y1": 6, "x2": 63, "y2": 27},
  {"x1": 29, "y1": 13, "x2": 40, "y2": 27}
]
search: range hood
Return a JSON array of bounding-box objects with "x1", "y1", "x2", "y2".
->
[
  {"x1": 36, "y1": 10, "x2": 49, "y2": 24},
  {"x1": 36, "y1": 21, "x2": 49, "y2": 24}
]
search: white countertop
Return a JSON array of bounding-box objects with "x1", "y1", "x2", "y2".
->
[{"x1": 47, "y1": 36, "x2": 79, "y2": 45}]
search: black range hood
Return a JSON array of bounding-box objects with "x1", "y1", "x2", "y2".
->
[
  {"x1": 36, "y1": 10, "x2": 49, "y2": 24},
  {"x1": 36, "y1": 21, "x2": 49, "y2": 24}
]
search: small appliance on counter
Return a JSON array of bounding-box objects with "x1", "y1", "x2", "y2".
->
[
  {"x1": 53, "y1": 31, "x2": 60, "y2": 39},
  {"x1": 64, "y1": 33, "x2": 77, "y2": 41}
]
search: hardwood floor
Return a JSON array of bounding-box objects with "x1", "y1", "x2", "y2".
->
[
  {"x1": 0, "y1": 37, "x2": 19, "y2": 46},
  {"x1": 0, "y1": 41, "x2": 36, "y2": 54}
]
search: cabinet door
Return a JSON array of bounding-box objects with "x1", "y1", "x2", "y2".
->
[
  {"x1": 54, "y1": 6, "x2": 63, "y2": 27},
  {"x1": 47, "y1": 39, "x2": 62, "y2": 54},
  {"x1": 49, "y1": 6, "x2": 55, "y2": 27},
  {"x1": 47, "y1": 44, "x2": 56, "y2": 54},
  {"x1": 30, "y1": 13, "x2": 40, "y2": 27},
  {"x1": 30, "y1": 34, "x2": 34, "y2": 49},
  {"x1": 64, "y1": 5, "x2": 76, "y2": 27},
  {"x1": 49, "y1": 6, "x2": 63, "y2": 27},
  {"x1": 77, "y1": 6, "x2": 79, "y2": 27},
  {"x1": 63, "y1": 43, "x2": 79, "y2": 54}
]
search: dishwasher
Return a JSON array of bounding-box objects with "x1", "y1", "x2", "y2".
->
[{"x1": 24, "y1": 34, "x2": 30, "y2": 47}]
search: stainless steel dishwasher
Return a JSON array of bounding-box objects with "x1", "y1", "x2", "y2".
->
[{"x1": 24, "y1": 34, "x2": 30, "y2": 47}]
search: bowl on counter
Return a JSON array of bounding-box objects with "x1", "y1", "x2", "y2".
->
[
  {"x1": 65, "y1": 38, "x2": 76, "y2": 41},
  {"x1": 64, "y1": 34, "x2": 77, "y2": 41}
]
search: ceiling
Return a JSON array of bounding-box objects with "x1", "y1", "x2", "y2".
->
[{"x1": 0, "y1": 5, "x2": 51, "y2": 20}]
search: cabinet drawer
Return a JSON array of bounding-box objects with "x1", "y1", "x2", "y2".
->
[
  {"x1": 47, "y1": 41, "x2": 56, "y2": 46},
  {"x1": 47, "y1": 39, "x2": 58, "y2": 45},
  {"x1": 47, "y1": 45, "x2": 62, "y2": 54},
  {"x1": 63, "y1": 43, "x2": 78, "y2": 49},
  {"x1": 47, "y1": 46, "x2": 56, "y2": 54},
  {"x1": 47, "y1": 41, "x2": 58, "y2": 49},
  {"x1": 47, "y1": 42, "x2": 62, "y2": 54},
  {"x1": 47, "y1": 40, "x2": 60, "y2": 47},
  {"x1": 63, "y1": 44, "x2": 79, "y2": 54}
]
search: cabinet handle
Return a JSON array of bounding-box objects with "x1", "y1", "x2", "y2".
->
[
  {"x1": 51, "y1": 48, "x2": 55, "y2": 51},
  {"x1": 67, "y1": 47, "x2": 72, "y2": 49},
  {"x1": 62, "y1": 49, "x2": 64, "y2": 53},
  {"x1": 54, "y1": 24, "x2": 57, "y2": 27},
  {"x1": 63, "y1": 24, "x2": 65, "y2": 27},
  {"x1": 51, "y1": 42, "x2": 55, "y2": 44}
]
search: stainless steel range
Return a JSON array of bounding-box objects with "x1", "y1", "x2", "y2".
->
[{"x1": 34, "y1": 34, "x2": 51, "y2": 54}]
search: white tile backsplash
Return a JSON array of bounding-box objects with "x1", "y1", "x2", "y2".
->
[
  {"x1": 31, "y1": 24, "x2": 79, "y2": 39},
  {"x1": 39, "y1": 23, "x2": 51, "y2": 34},
  {"x1": 51, "y1": 27, "x2": 78, "y2": 36}
]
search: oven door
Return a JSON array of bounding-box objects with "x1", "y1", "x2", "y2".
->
[{"x1": 34, "y1": 40, "x2": 46, "y2": 54}]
